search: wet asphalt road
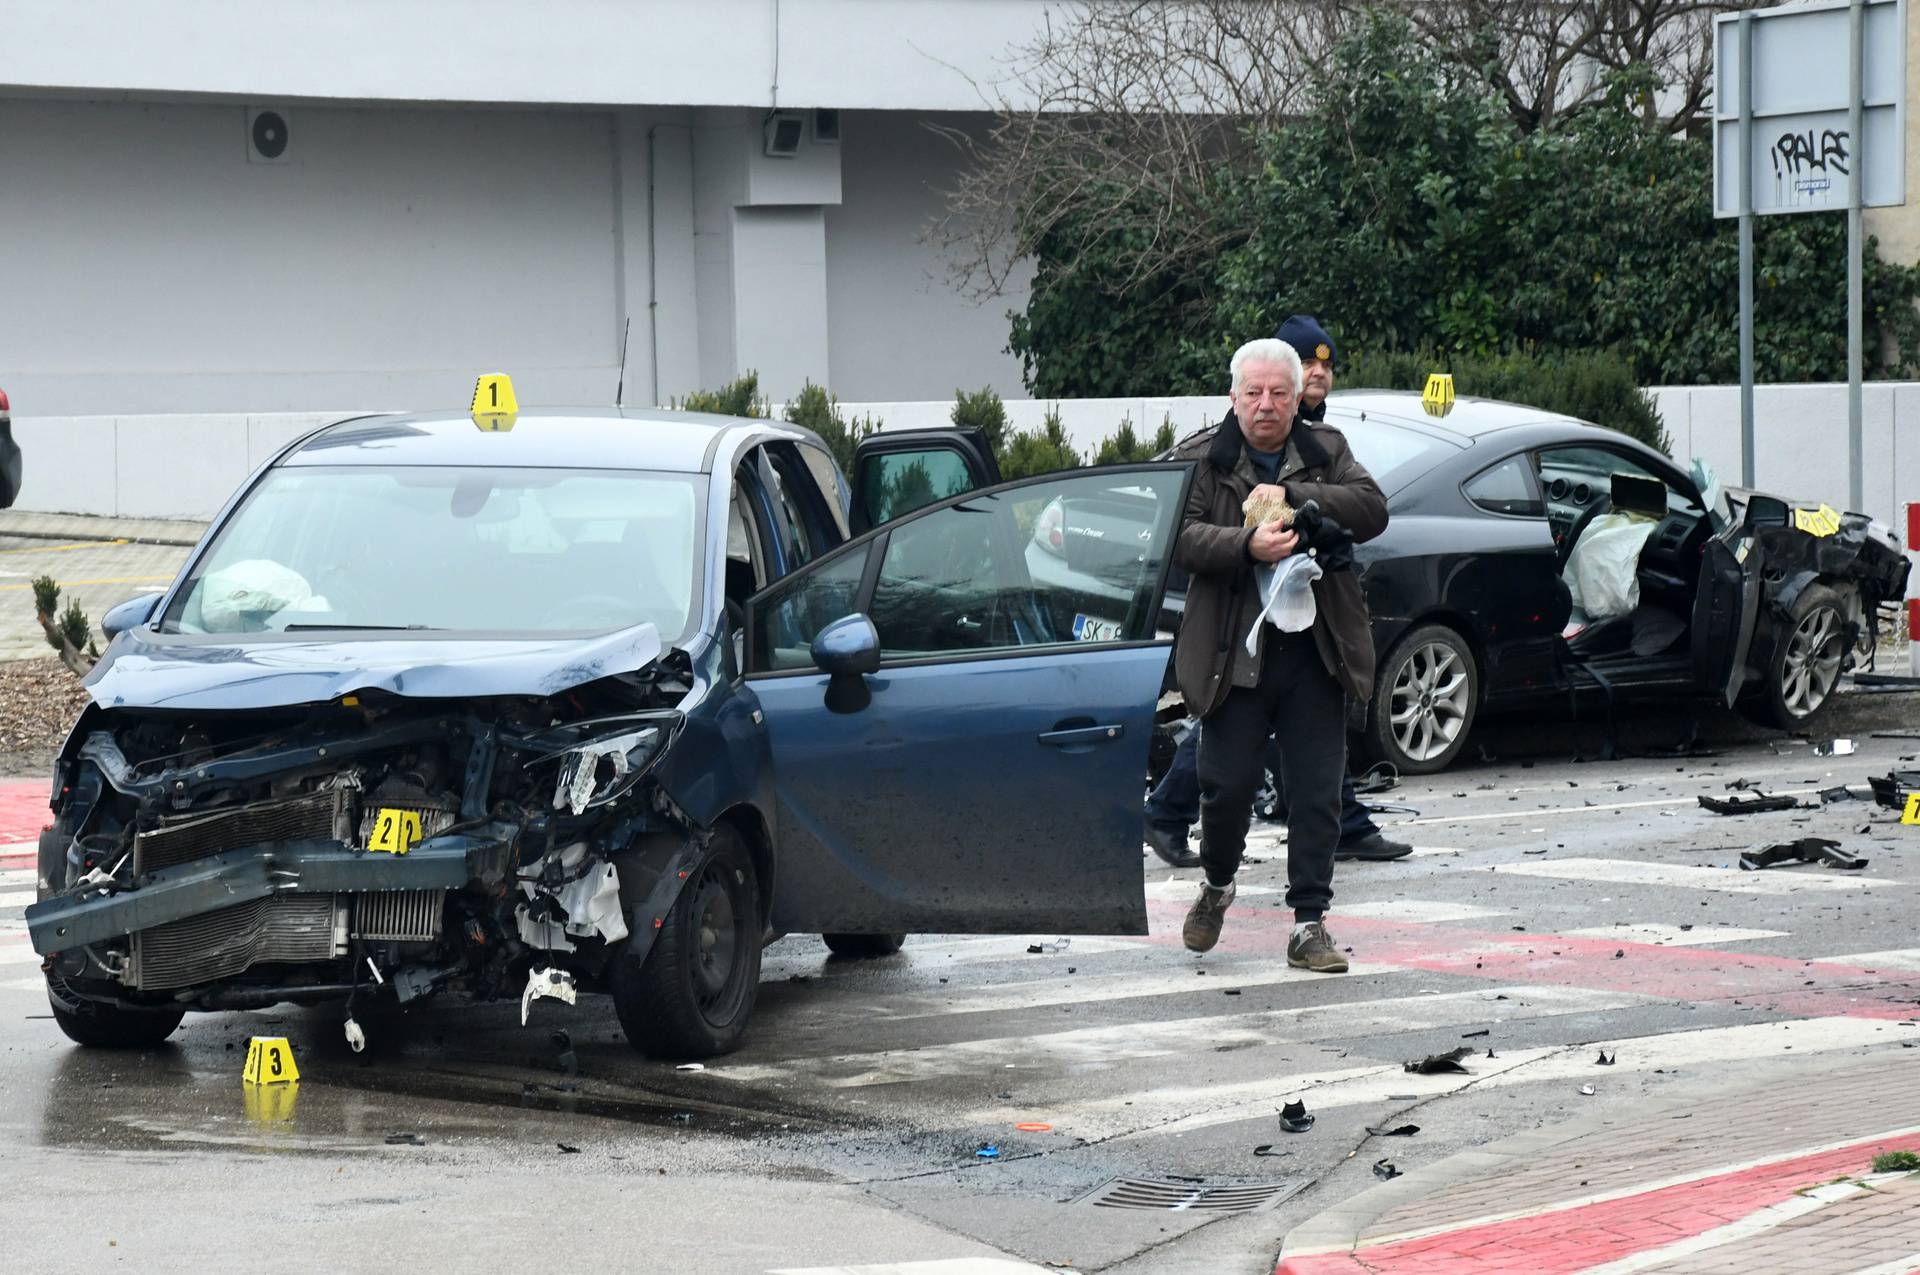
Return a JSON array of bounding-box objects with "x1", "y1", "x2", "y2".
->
[{"x1": 2, "y1": 694, "x2": 1919, "y2": 1274}]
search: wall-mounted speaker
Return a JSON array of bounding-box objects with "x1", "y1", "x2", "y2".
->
[
  {"x1": 247, "y1": 107, "x2": 291, "y2": 164},
  {"x1": 763, "y1": 111, "x2": 803, "y2": 158}
]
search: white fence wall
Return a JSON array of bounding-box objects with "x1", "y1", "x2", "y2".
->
[{"x1": 11, "y1": 384, "x2": 1920, "y2": 597}]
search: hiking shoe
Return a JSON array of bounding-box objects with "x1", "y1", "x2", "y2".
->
[
  {"x1": 1182, "y1": 881, "x2": 1236, "y2": 952},
  {"x1": 1336, "y1": 832, "x2": 1413, "y2": 861},
  {"x1": 1287, "y1": 921, "x2": 1350, "y2": 973},
  {"x1": 1145, "y1": 821, "x2": 1202, "y2": 869}
]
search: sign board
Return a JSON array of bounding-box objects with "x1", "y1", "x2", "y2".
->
[{"x1": 1713, "y1": 0, "x2": 1906, "y2": 217}]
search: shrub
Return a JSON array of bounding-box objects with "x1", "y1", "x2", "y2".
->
[
  {"x1": 675, "y1": 373, "x2": 768, "y2": 419},
  {"x1": 782, "y1": 380, "x2": 878, "y2": 475},
  {"x1": 1000, "y1": 408, "x2": 1084, "y2": 480},
  {"x1": 951, "y1": 386, "x2": 1012, "y2": 458}
]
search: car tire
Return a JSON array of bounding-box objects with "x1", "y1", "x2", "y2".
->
[
  {"x1": 47, "y1": 988, "x2": 185, "y2": 1049},
  {"x1": 612, "y1": 825, "x2": 763, "y2": 1061},
  {"x1": 1366, "y1": 623, "x2": 1478, "y2": 775},
  {"x1": 1748, "y1": 582, "x2": 1850, "y2": 731},
  {"x1": 822, "y1": 932, "x2": 907, "y2": 958}
]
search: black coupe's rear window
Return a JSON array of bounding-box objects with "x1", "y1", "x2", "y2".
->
[{"x1": 1325, "y1": 418, "x2": 1456, "y2": 492}]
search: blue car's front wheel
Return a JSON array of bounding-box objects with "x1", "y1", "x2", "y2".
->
[{"x1": 612, "y1": 825, "x2": 762, "y2": 1060}]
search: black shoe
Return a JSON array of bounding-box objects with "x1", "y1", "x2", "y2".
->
[
  {"x1": 1335, "y1": 831, "x2": 1413, "y2": 861},
  {"x1": 1144, "y1": 821, "x2": 1202, "y2": 868}
]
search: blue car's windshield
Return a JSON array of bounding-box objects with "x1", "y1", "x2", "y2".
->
[{"x1": 164, "y1": 465, "x2": 704, "y2": 639}]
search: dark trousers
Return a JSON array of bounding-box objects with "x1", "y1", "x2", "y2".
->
[
  {"x1": 1196, "y1": 633, "x2": 1347, "y2": 920},
  {"x1": 1147, "y1": 716, "x2": 1375, "y2": 842}
]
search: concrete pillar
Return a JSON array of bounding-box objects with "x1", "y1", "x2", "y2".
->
[{"x1": 689, "y1": 107, "x2": 841, "y2": 403}]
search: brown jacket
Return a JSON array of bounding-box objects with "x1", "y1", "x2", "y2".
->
[{"x1": 1171, "y1": 411, "x2": 1388, "y2": 716}]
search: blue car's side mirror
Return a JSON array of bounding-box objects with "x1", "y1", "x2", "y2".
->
[
  {"x1": 811, "y1": 614, "x2": 880, "y2": 677},
  {"x1": 101, "y1": 593, "x2": 161, "y2": 641},
  {"x1": 812, "y1": 614, "x2": 879, "y2": 713}
]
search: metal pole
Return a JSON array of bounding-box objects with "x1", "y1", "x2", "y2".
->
[
  {"x1": 1847, "y1": 0, "x2": 1866, "y2": 513},
  {"x1": 1738, "y1": 12, "x2": 1756, "y2": 488}
]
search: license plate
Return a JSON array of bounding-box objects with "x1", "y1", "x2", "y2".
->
[
  {"x1": 368, "y1": 808, "x2": 425, "y2": 855},
  {"x1": 1072, "y1": 614, "x2": 1123, "y2": 642}
]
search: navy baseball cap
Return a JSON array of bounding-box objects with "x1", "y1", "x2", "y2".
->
[{"x1": 1274, "y1": 314, "x2": 1337, "y2": 368}]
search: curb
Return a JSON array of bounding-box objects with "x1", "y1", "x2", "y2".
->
[
  {"x1": 0, "y1": 512, "x2": 207, "y2": 548},
  {"x1": 1274, "y1": 1053, "x2": 1912, "y2": 1269},
  {"x1": 1277, "y1": 1108, "x2": 1633, "y2": 1268}
]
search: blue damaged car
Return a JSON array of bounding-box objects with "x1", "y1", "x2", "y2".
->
[{"x1": 27, "y1": 406, "x2": 1190, "y2": 1058}]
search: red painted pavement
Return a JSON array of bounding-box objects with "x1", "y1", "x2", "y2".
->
[
  {"x1": 0, "y1": 778, "x2": 48, "y2": 861},
  {"x1": 1145, "y1": 901, "x2": 1920, "y2": 1021},
  {"x1": 1276, "y1": 1128, "x2": 1920, "y2": 1274}
]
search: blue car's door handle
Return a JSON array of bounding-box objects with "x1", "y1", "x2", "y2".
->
[{"x1": 1038, "y1": 724, "x2": 1125, "y2": 747}]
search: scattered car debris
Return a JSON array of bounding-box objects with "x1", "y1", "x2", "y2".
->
[
  {"x1": 556, "y1": 1143, "x2": 581, "y2": 1154},
  {"x1": 1366, "y1": 1124, "x2": 1420, "y2": 1137},
  {"x1": 1015, "y1": 1122, "x2": 1052, "y2": 1133},
  {"x1": 1461, "y1": 1029, "x2": 1490, "y2": 1038},
  {"x1": 668, "y1": 1112, "x2": 693, "y2": 1125},
  {"x1": 1851, "y1": 673, "x2": 1920, "y2": 689},
  {"x1": 521, "y1": 967, "x2": 578, "y2": 1026},
  {"x1": 1354, "y1": 763, "x2": 1399, "y2": 795},
  {"x1": 1868, "y1": 771, "x2": 1920, "y2": 810},
  {"x1": 975, "y1": 1144, "x2": 1000, "y2": 1160},
  {"x1": 1279, "y1": 1100, "x2": 1316, "y2": 1133},
  {"x1": 1373, "y1": 1158, "x2": 1401, "y2": 1180},
  {"x1": 1252, "y1": 1145, "x2": 1294, "y2": 1158},
  {"x1": 343, "y1": 1015, "x2": 366, "y2": 1054},
  {"x1": 1596, "y1": 1050, "x2": 1616, "y2": 1066},
  {"x1": 1027, "y1": 938, "x2": 1072, "y2": 955},
  {"x1": 1820, "y1": 786, "x2": 1863, "y2": 804},
  {"x1": 1739, "y1": 838, "x2": 1867, "y2": 872},
  {"x1": 1699, "y1": 791, "x2": 1800, "y2": 815},
  {"x1": 1579, "y1": 1085, "x2": 1597, "y2": 1096},
  {"x1": 384, "y1": 1132, "x2": 426, "y2": 1146},
  {"x1": 675, "y1": 1063, "x2": 706, "y2": 1073},
  {"x1": 1814, "y1": 738, "x2": 1857, "y2": 757},
  {"x1": 1405, "y1": 1047, "x2": 1474, "y2": 1075}
]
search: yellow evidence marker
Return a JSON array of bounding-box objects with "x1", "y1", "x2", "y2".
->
[
  {"x1": 244, "y1": 1081, "x2": 300, "y2": 1125},
  {"x1": 1421, "y1": 372, "x2": 1456, "y2": 417},
  {"x1": 243, "y1": 1036, "x2": 300, "y2": 1085},
  {"x1": 367, "y1": 807, "x2": 424, "y2": 854},
  {"x1": 1903, "y1": 791, "x2": 1920, "y2": 826},
  {"x1": 1793, "y1": 504, "x2": 1842, "y2": 538},
  {"x1": 471, "y1": 372, "x2": 519, "y2": 431}
]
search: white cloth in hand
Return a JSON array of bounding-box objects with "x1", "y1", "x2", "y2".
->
[{"x1": 1244, "y1": 554, "x2": 1324, "y2": 655}]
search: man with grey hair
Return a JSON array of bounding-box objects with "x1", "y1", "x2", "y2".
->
[{"x1": 1167, "y1": 337, "x2": 1387, "y2": 968}]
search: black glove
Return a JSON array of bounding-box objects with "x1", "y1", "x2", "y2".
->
[{"x1": 1291, "y1": 500, "x2": 1355, "y2": 571}]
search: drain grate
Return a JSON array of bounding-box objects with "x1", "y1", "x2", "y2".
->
[{"x1": 1077, "y1": 1176, "x2": 1300, "y2": 1213}]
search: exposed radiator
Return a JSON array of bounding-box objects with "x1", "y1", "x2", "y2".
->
[
  {"x1": 134, "y1": 788, "x2": 348, "y2": 876},
  {"x1": 131, "y1": 894, "x2": 338, "y2": 991},
  {"x1": 352, "y1": 890, "x2": 446, "y2": 943}
]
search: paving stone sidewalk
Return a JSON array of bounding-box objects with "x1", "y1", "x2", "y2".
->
[{"x1": 1278, "y1": 1051, "x2": 1920, "y2": 1274}]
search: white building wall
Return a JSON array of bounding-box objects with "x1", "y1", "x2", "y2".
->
[
  {"x1": 1, "y1": 93, "x2": 1030, "y2": 415},
  {"x1": 0, "y1": 96, "x2": 630, "y2": 415},
  {"x1": 0, "y1": 0, "x2": 1052, "y2": 111},
  {"x1": 826, "y1": 112, "x2": 1031, "y2": 400}
]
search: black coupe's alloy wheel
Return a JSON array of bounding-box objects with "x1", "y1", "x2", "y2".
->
[{"x1": 1366, "y1": 623, "x2": 1479, "y2": 775}]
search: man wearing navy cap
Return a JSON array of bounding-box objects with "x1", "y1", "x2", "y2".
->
[
  {"x1": 1165, "y1": 325, "x2": 1388, "y2": 970},
  {"x1": 1145, "y1": 317, "x2": 1408, "y2": 964}
]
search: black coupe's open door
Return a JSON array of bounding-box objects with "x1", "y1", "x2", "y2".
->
[{"x1": 1691, "y1": 520, "x2": 1762, "y2": 707}]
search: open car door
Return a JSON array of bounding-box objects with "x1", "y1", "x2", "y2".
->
[
  {"x1": 847, "y1": 427, "x2": 1002, "y2": 533},
  {"x1": 745, "y1": 463, "x2": 1190, "y2": 935},
  {"x1": 1691, "y1": 495, "x2": 1766, "y2": 707}
]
